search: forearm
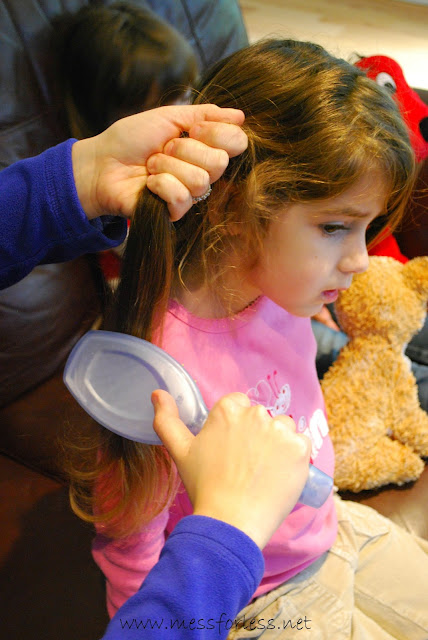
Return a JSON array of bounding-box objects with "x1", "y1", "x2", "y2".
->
[
  {"x1": 102, "y1": 515, "x2": 264, "y2": 640},
  {"x1": 0, "y1": 140, "x2": 126, "y2": 289}
]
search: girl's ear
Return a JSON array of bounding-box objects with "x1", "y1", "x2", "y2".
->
[
  {"x1": 227, "y1": 222, "x2": 244, "y2": 236},
  {"x1": 207, "y1": 181, "x2": 243, "y2": 236}
]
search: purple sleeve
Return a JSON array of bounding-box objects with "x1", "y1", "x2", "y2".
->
[
  {"x1": 0, "y1": 139, "x2": 127, "y2": 289},
  {"x1": 102, "y1": 515, "x2": 264, "y2": 640}
]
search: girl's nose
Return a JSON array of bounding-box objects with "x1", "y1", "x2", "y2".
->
[{"x1": 338, "y1": 237, "x2": 369, "y2": 275}]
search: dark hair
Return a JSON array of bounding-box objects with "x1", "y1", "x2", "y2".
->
[
  {"x1": 69, "y1": 38, "x2": 416, "y2": 537},
  {"x1": 56, "y1": 1, "x2": 198, "y2": 137}
]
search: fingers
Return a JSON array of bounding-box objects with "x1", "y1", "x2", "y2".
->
[
  {"x1": 151, "y1": 390, "x2": 194, "y2": 460},
  {"x1": 145, "y1": 139, "x2": 223, "y2": 221},
  {"x1": 146, "y1": 123, "x2": 247, "y2": 221},
  {"x1": 312, "y1": 305, "x2": 341, "y2": 331},
  {"x1": 146, "y1": 173, "x2": 194, "y2": 221},
  {"x1": 221, "y1": 392, "x2": 252, "y2": 408},
  {"x1": 147, "y1": 151, "x2": 211, "y2": 198},
  {"x1": 146, "y1": 138, "x2": 225, "y2": 221},
  {"x1": 270, "y1": 414, "x2": 311, "y2": 456},
  {"x1": 163, "y1": 137, "x2": 230, "y2": 184},
  {"x1": 156, "y1": 123, "x2": 247, "y2": 181},
  {"x1": 168, "y1": 104, "x2": 246, "y2": 131},
  {"x1": 271, "y1": 414, "x2": 298, "y2": 434},
  {"x1": 274, "y1": 417, "x2": 312, "y2": 458},
  {"x1": 189, "y1": 121, "x2": 248, "y2": 158}
]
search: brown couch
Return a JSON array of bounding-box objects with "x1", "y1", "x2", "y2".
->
[
  {"x1": 0, "y1": 4, "x2": 427, "y2": 635},
  {"x1": 0, "y1": 258, "x2": 110, "y2": 640}
]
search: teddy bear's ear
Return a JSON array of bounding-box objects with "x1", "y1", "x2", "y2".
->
[{"x1": 403, "y1": 256, "x2": 428, "y2": 298}]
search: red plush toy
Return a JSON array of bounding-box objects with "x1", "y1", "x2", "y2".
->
[
  {"x1": 355, "y1": 55, "x2": 428, "y2": 163},
  {"x1": 355, "y1": 55, "x2": 428, "y2": 263}
]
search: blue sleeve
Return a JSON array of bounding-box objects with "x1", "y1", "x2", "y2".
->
[
  {"x1": 0, "y1": 139, "x2": 127, "y2": 289},
  {"x1": 102, "y1": 515, "x2": 265, "y2": 640}
]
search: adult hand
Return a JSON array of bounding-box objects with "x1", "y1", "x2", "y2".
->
[
  {"x1": 72, "y1": 104, "x2": 247, "y2": 221},
  {"x1": 312, "y1": 305, "x2": 341, "y2": 331},
  {"x1": 152, "y1": 390, "x2": 311, "y2": 550}
]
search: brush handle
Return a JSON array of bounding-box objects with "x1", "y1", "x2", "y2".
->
[{"x1": 298, "y1": 464, "x2": 333, "y2": 508}]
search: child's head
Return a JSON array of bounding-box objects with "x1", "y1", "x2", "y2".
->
[
  {"x1": 117, "y1": 39, "x2": 415, "y2": 337},
  {"x1": 57, "y1": 1, "x2": 198, "y2": 138}
]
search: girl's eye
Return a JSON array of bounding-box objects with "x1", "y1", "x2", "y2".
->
[{"x1": 321, "y1": 223, "x2": 348, "y2": 235}]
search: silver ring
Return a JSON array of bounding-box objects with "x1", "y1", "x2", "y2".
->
[{"x1": 192, "y1": 185, "x2": 212, "y2": 204}]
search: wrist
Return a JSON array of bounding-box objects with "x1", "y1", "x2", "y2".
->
[
  {"x1": 193, "y1": 504, "x2": 269, "y2": 550},
  {"x1": 71, "y1": 138, "x2": 99, "y2": 220}
]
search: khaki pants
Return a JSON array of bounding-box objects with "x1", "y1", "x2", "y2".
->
[{"x1": 228, "y1": 496, "x2": 428, "y2": 639}]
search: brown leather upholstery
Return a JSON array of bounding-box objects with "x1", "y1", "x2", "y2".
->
[
  {"x1": 0, "y1": 258, "x2": 102, "y2": 409},
  {"x1": 0, "y1": 359, "x2": 100, "y2": 479},
  {"x1": 0, "y1": 455, "x2": 108, "y2": 639}
]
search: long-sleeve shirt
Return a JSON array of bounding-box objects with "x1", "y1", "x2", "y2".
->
[
  {"x1": 102, "y1": 515, "x2": 264, "y2": 639},
  {"x1": 0, "y1": 139, "x2": 127, "y2": 289},
  {"x1": 94, "y1": 296, "x2": 337, "y2": 618}
]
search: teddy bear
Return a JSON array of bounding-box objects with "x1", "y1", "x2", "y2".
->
[{"x1": 320, "y1": 255, "x2": 428, "y2": 492}]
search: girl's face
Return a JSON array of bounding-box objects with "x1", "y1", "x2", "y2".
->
[{"x1": 243, "y1": 173, "x2": 388, "y2": 318}]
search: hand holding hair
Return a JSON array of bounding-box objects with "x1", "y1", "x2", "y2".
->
[
  {"x1": 151, "y1": 389, "x2": 311, "y2": 550},
  {"x1": 72, "y1": 104, "x2": 247, "y2": 222}
]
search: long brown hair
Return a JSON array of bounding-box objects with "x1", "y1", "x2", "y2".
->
[{"x1": 69, "y1": 39, "x2": 416, "y2": 537}]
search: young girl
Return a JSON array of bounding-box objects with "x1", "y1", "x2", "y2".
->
[{"x1": 70, "y1": 39, "x2": 428, "y2": 638}]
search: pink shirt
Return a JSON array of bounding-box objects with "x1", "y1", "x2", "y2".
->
[{"x1": 93, "y1": 296, "x2": 337, "y2": 617}]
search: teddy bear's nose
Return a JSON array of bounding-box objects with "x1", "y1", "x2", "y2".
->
[{"x1": 419, "y1": 116, "x2": 428, "y2": 142}]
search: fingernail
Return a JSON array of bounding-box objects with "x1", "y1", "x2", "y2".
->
[
  {"x1": 151, "y1": 391, "x2": 160, "y2": 408},
  {"x1": 164, "y1": 140, "x2": 175, "y2": 155},
  {"x1": 191, "y1": 124, "x2": 202, "y2": 138}
]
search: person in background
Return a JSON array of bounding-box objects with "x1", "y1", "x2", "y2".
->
[
  {"x1": 53, "y1": 0, "x2": 200, "y2": 284},
  {"x1": 55, "y1": 1, "x2": 199, "y2": 139}
]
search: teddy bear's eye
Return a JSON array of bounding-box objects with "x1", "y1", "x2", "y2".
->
[{"x1": 375, "y1": 72, "x2": 397, "y2": 95}]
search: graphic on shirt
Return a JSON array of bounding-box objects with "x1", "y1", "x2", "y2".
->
[
  {"x1": 297, "y1": 410, "x2": 329, "y2": 459},
  {"x1": 247, "y1": 370, "x2": 329, "y2": 460},
  {"x1": 247, "y1": 370, "x2": 290, "y2": 415}
]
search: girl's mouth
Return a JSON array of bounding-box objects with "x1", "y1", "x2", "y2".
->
[{"x1": 321, "y1": 289, "x2": 339, "y2": 302}]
